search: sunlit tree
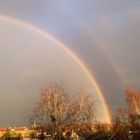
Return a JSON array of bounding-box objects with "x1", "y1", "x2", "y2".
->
[
  {"x1": 67, "y1": 88, "x2": 95, "y2": 124},
  {"x1": 28, "y1": 82, "x2": 95, "y2": 138}
]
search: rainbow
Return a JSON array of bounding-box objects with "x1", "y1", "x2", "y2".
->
[{"x1": 0, "y1": 15, "x2": 111, "y2": 123}]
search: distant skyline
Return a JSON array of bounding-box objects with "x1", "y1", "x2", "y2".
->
[{"x1": 0, "y1": 0, "x2": 140, "y2": 126}]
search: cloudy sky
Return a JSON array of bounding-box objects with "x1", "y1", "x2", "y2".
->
[{"x1": 0, "y1": 0, "x2": 140, "y2": 126}]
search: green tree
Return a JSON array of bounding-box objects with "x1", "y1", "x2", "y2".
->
[{"x1": 2, "y1": 128, "x2": 14, "y2": 140}]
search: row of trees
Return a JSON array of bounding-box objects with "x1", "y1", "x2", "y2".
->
[
  {"x1": 82, "y1": 87, "x2": 140, "y2": 140},
  {"x1": 26, "y1": 82, "x2": 140, "y2": 139},
  {"x1": 2, "y1": 128, "x2": 23, "y2": 140},
  {"x1": 28, "y1": 82, "x2": 95, "y2": 125},
  {"x1": 27, "y1": 82, "x2": 95, "y2": 138}
]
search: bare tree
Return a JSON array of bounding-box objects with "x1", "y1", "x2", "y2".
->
[
  {"x1": 68, "y1": 88, "x2": 95, "y2": 124},
  {"x1": 113, "y1": 87, "x2": 140, "y2": 133},
  {"x1": 38, "y1": 82, "x2": 70, "y2": 125},
  {"x1": 117, "y1": 108, "x2": 129, "y2": 124}
]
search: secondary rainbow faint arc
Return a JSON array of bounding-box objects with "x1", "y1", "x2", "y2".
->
[{"x1": 0, "y1": 15, "x2": 111, "y2": 123}]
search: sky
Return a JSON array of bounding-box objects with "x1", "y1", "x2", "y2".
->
[
  {"x1": 0, "y1": 18, "x2": 108, "y2": 126},
  {"x1": 0, "y1": 0, "x2": 140, "y2": 126}
]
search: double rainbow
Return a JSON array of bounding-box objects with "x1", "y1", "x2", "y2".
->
[{"x1": 0, "y1": 15, "x2": 111, "y2": 123}]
